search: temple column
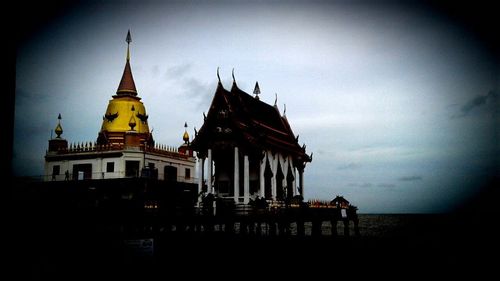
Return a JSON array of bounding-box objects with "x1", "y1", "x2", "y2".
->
[
  {"x1": 292, "y1": 167, "x2": 297, "y2": 196},
  {"x1": 299, "y1": 168, "x2": 304, "y2": 197},
  {"x1": 207, "y1": 149, "x2": 213, "y2": 194},
  {"x1": 198, "y1": 157, "x2": 205, "y2": 204},
  {"x1": 234, "y1": 147, "x2": 239, "y2": 203},
  {"x1": 243, "y1": 155, "x2": 250, "y2": 204},
  {"x1": 259, "y1": 151, "x2": 266, "y2": 197},
  {"x1": 268, "y1": 151, "x2": 278, "y2": 200},
  {"x1": 281, "y1": 155, "x2": 289, "y2": 198}
]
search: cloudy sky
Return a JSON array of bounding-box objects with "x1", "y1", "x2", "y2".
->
[{"x1": 15, "y1": 0, "x2": 498, "y2": 213}]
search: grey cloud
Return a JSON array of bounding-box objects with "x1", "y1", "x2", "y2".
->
[
  {"x1": 165, "y1": 63, "x2": 193, "y2": 80},
  {"x1": 151, "y1": 65, "x2": 160, "y2": 78},
  {"x1": 398, "y1": 175, "x2": 422, "y2": 181},
  {"x1": 455, "y1": 90, "x2": 498, "y2": 117},
  {"x1": 346, "y1": 183, "x2": 372, "y2": 188},
  {"x1": 378, "y1": 183, "x2": 396, "y2": 188},
  {"x1": 337, "y1": 162, "x2": 361, "y2": 170},
  {"x1": 181, "y1": 78, "x2": 217, "y2": 111}
]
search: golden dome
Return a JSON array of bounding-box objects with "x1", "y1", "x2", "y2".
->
[
  {"x1": 99, "y1": 31, "x2": 149, "y2": 135},
  {"x1": 101, "y1": 97, "x2": 149, "y2": 134}
]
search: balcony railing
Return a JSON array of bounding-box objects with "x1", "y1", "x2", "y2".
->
[{"x1": 47, "y1": 142, "x2": 189, "y2": 158}]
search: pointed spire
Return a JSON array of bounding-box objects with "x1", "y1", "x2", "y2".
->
[
  {"x1": 126, "y1": 29, "x2": 132, "y2": 61},
  {"x1": 253, "y1": 81, "x2": 261, "y2": 100},
  {"x1": 116, "y1": 30, "x2": 138, "y2": 96}
]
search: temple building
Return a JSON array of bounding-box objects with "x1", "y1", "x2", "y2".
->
[
  {"x1": 191, "y1": 70, "x2": 312, "y2": 204},
  {"x1": 44, "y1": 31, "x2": 196, "y2": 183}
]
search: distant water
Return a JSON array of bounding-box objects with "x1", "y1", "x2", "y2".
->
[
  {"x1": 227, "y1": 214, "x2": 438, "y2": 237},
  {"x1": 302, "y1": 214, "x2": 427, "y2": 237}
]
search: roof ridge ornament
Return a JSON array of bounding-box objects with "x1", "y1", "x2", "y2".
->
[
  {"x1": 253, "y1": 81, "x2": 261, "y2": 100},
  {"x1": 274, "y1": 93, "x2": 278, "y2": 107},
  {"x1": 217, "y1": 67, "x2": 221, "y2": 84},
  {"x1": 232, "y1": 68, "x2": 236, "y2": 84}
]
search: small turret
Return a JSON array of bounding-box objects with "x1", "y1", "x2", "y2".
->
[{"x1": 48, "y1": 114, "x2": 68, "y2": 153}]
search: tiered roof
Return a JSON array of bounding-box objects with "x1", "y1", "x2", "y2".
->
[{"x1": 192, "y1": 77, "x2": 311, "y2": 163}]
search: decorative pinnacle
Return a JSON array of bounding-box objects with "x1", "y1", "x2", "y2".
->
[
  {"x1": 55, "y1": 113, "x2": 63, "y2": 138},
  {"x1": 232, "y1": 68, "x2": 235, "y2": 83},
  {"x1": 126, "y1": 30, "x2": 132, "y2": 61},
  {"x1": 253, "y1": 81, "x2": 261, "y2": 100},
  {"x1": 183, "y1": 122, "x2": 190, "y2": 144},
  {"x1": 126, "y1": 29, "x2": 132, "y2": 44},
  {"x1": 217, "y1": 67, "x2": 221, "y2": 83}
]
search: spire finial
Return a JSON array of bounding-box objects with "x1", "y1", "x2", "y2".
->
[
  {"x1": 232, "y1": 68, "x2": 235, "y2": 83},
  {"x1": 274, "y1": 93, "x2": 278, "y2": 107},
  {"x1": 126, "y1": 30, "x2": 132, "y2": 61},
  {"x1": 116, "y1": 30, "x2": 138, "y2": 95},
  {"x1": 283, "y1": 103, "x2": 287, "y2": 117},
  {"x1": 253, "y1": 81, "x2": 261, "y2": 100},
  {"x1": 217, "y1": 67, "x2": 221, "y2": 83}
]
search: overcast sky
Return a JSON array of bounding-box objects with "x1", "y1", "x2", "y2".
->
[{"x1": 15, "y1": 0, "x2": 498, "y2": 213}]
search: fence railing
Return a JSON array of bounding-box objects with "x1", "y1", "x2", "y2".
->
[{"x1": 24, "y1": 171, "x2": 198, "y2": 184}]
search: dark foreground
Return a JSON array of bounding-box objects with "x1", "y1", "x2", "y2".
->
[
  {"x1": 8, "y1": 211, "x2": 499, "y2": 279},
  {"x1": 8, "y1": 178, "x2": 499, "y2": 279}
]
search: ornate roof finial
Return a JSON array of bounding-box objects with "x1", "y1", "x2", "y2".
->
[
  {"x1": 274, "y1": 93, "x2": 278, "y2": 107},
  {"x1": 55, "y1": 113, "x2": 63, "y2": 138},
  {"x1": 253, "y1": 81, "x2": 261, "y2": 100},
  {"x1": 183, "y1": 122, "x2": 190, "y2": 144},
  {"x1": 126, "y1": 29, "x2": 132, "y2": 61},
  {"x1": 283, "y1": 103, "x2": 287, "y2": 117},
  {"x1": 232, "y1": 68, "x2": 236, "y2": 83},
  {"x1": 116, "y1": 30, "x2": 138, "y2": 95},
  {"x1": 217, "y1": 67, "x2": 221, "y2": 84}
]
